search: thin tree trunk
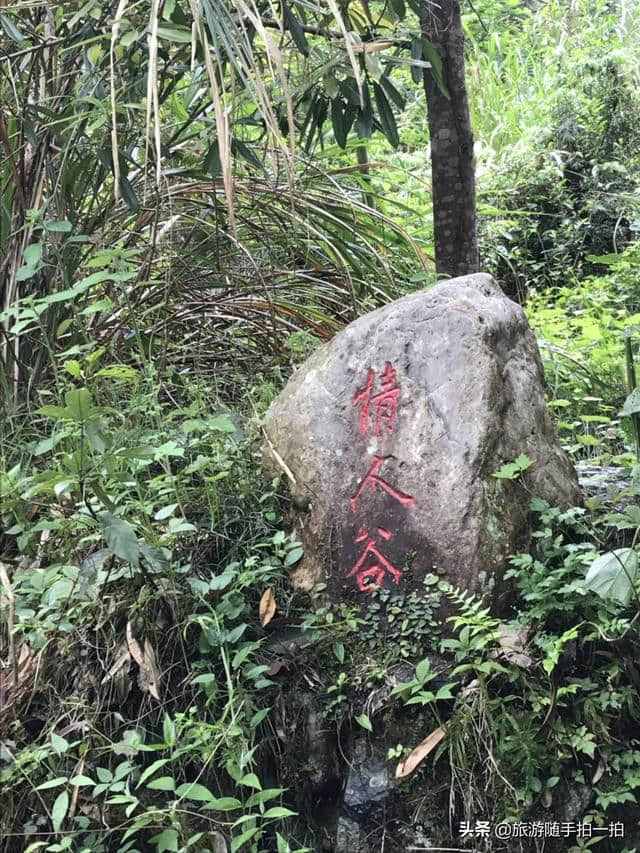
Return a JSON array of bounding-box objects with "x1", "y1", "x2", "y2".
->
[{"x1": 421, "y1": 0, "x2": 479, "y2": 277}]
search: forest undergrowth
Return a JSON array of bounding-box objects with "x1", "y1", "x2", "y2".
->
[{"x1": 2, "y1": 0, "x2": 640, "y2": 850}]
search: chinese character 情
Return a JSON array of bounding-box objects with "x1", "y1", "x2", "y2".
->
[{"x1": 353, "y1": 362, "x2": 400, "y2": 437}]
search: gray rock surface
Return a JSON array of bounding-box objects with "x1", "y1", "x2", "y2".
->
[{"x1": 263, "y1": 273, "x2": 581, "y2": 601}]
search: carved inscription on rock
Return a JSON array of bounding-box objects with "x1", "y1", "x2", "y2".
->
[{"x1": 347, "y1": 362, "x2": 415, "y2": 592}]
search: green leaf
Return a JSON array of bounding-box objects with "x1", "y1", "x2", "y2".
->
[
  {"x1": 284, "y1": 546, "x2": 303, "y2": 567},
  {"x1": 24, "y1": 244, "x2": 43, "y2": 266},
  {"x1": 0, "y1": 13, "x2": 26, "y2": 44},
  {"x1": 35, "y1": 405, "x2": 71, "y2": 421},
  {"x1": 231, "y1": 139, "x2": 266, "y2": 175},
  {"x1": 282, "y1": 0, "x2": 309, "y2": 55},
  {"x1": 379, "y1": 76, "x2": 405, "y2": 111},
  {"x1": 52, "y1": 790, "x2": 69, "y2": 832},
  {"x1": 331, "y1": 99, "x2": 348, "y2": 149},
  {"x1": 585, "y1": 548, "x2": 639, "y2": 605},
  {"x1": 355, "y1": 714, "x2": 373, "y2": 732},
  {"x1": 373, "y1": 83, "x2": 399, "y2": 148},
  {"x1": 149, "y1": 829, "x2": 179, "y2": 853},
  {"x1": 422, "y1": 39, "x2": 450, "y2": 99},
  {"x1": 64, "y1": 388, "x2": 93, "y2": 421},
  {"x1": 63, "y1": 359, "x2": 83, "y2": 378},
  {"x1": 154, "y1": 503, "x2": 178, "y2": 521},
  {"x1": 231, "y1": 827, "x2": 261, "y2": 853},
  {"x1": 96, "y1": 365, "x2": 138, "y2": 381},
  {"x1": 209, "y1": 414, "x2": 237, "y2": 432},
  {"x1": 262, "y1": 806, "x2": 297, "y2": 818},
  {"x1": 389, "y1": 0, "x2": 406, "y2": 19},
  {"x1": 146, "y1": 776, "x2": 176, "y2": 791},
  {"x1": 98, "y1": 511, "x2": 140, "y2": 566},
  {"x1": 36, "y1": 777, "x2": 68, "y2": 790},
  {"x1": 410, "y1": 37, "x2": 423, "y2": 84},
  {"x1": 204, "y1": 139, "x2": 222, "y2": 177},
  {"x1": 175, "y1": 782, "x2": 215, "y2": 802},
  {"x1": 157, "y1": 24, "x2": 192, "y2": 42},
  {"x1": 493, "y1": 454, "x2": 533, "y2": 480},
  {"x1": 137, "y1": 759, "x2": 169, "y2": 788},
  {"x1": 69, "y1": 775, "x2": 96, "y2": 786},
  {"x1": 203, "y1": 796, "x2": 242, "y2": 811},
  {"x1": 332, "y1": 642, "x2": 345, "y2": 664},
  {"x1": 119, "y1": 176, "x2": 140, "y2": 213},
  {"x1": 415, "y1": 658, "x2": 432, "y2": 683},
  {"x1": 238, "y1": 773, "x2": 261, "y2": 790},
  {"x1": 50, "y1": 733, "x2": 69, "y2": 755},
  {"x1": 43, "y1": 220, "x2": 73, "y2": 233}
]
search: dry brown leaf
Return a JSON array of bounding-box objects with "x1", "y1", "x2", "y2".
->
[
  {"x1": 126, "y1": 622, "x2": 144, "y2": 666},
  {"x1": 125, "y1": 624, "x2": 161, "y2": 700},
  {"x1": 140, "y1": 639, "x2": 161, "y2": 701},
  {"x1": 259, "y1": 588, "x2": 276, "y2": 627},
  {"x1": 592, "y1": 760, "x2": 606, "y2": 785},
  {"x1": 267, "y1": 658, "x2": 287, "y2": 676},
  {"x1": 395, "y1": 726, "x2": 447, "y2": 779}
]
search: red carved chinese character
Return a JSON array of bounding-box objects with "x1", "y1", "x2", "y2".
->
[
  {"x1": 350, "y1": 455, "x2": 415, "y2": 512},
  {"x1": 353, "y1": 362, "x2": 400, "y2": 437},
  {"x1": 347, "y1": 527, "x2": 402, "y2": 591},
  {"x1": 353, "y1": 368, "x2": 375, "y2": 437},
  {"x1": 371, "y1": 362, "x2": 399, "y2": 437}
]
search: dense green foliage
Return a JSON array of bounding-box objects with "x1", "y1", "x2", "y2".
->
[{"x1": 2, "y1": 0, "x2": 640, "y2": 851}]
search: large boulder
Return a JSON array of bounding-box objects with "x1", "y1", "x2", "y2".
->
[{"x1": 262, "y1": 273, "x2": 581, "y2": 604}]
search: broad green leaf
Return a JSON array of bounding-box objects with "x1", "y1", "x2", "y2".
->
[
  {"x1": 50, "y1": 733, "x2": 69, "y2": 755},
  {"x1": 410, "y1": 37, "x2": 423, "y2": 84},
  {"x1": 231, "y1": 827, "x2": 261, "y2": 853},
  {"x1": 43, "y1": 220, "x2": 73, "y2": 233},
  {"x1": 422, "y1": 39, "x2": 450, "y2": 99},
  {"x1": 585, "y1": 548, "x2": 639, "y2": 605},
  {"x1": 96, "y1": 365, "x2": 138, "y2": 381},
  {"x1": 35, "y1": 405, "x2": 70, "y2": 420},
  {"x1": 149, "y1": 829, "x2": 179, "y2": 853},
  {"x1": 379, "y1": 76, "x2": 405, "y2": 111},
  {"x1": 373, "y1": 83, "x2": 399, "y2": 148},
  {"x1": 98, "y1": 511, "x2": 140, "y2": 566},
  {"x1": 355, "y1": 714, "x2": 373, "y2": 732},
  {"x1": 203, "y1": 796, "x2": 242, "y2": 811},
  {"x1": 389, "y1": 0, "x2": 406, "y2": 20},
  {"x1": 209, "y1": 414, "x2": 236, "y2": 432},
  {"x1": 154, "y1": 504, "x2": 178, "y2": 521},
  {"x1": 52, "y1": 790, "x2": 69, "y2": 832},
  {"x1": 157, "y1": 25, "x2": 192, "y2": 42},
  {"x1": 119, "y1": 176, "x2": 140, "y2": 212},
  {"x1": 146, "y1": 776, "x2": 176, "y2": 791},
  {"x1": 282, "y1": 0, "x2": 309, "y2": 55},
  {"x1": 24, "y1": 244, "x2": 42, "y2": 266},
  {"x1": 175, "y1": 782, "x2": 215, "y2": 802},
  {"x1": 238, "y1": 772, "x2": 261, "y2": 790},
  {"x1": 262, "y1": 806, "x2": 297, "y2": 818},
  {"x1": 0, "y1": 12, "x2": 26, "y2": 43},
  {"x1": 36, "y1": 777, "x2": 68, "y2": 790},
  {"x1": 284, "y1": 546, "x2": 303, "y2": 566},
  {"x1": 63, "y1": 359, "x2": 83, "y2": 378},
  {"x1": 231, "y1": 139, "x2": 266, "y2": 175},
  {"x1": 204, "y1": 139, "x2": 222, "y2": 177},
  {"x1": 69, "y1": 775, "x2": 96, "y2": 786},
  {"x1": 64, "y1": 388, "x2": 93, "y2": 421},
  {"x1": 137, "y1": 759, "x2": 169, "y2": 788}
]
